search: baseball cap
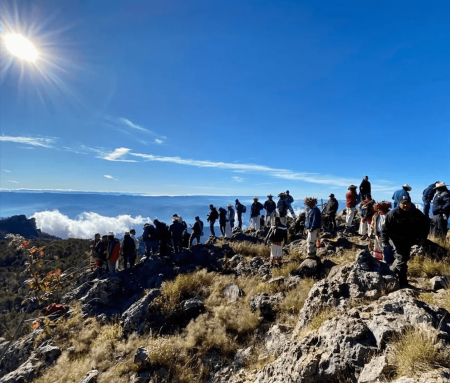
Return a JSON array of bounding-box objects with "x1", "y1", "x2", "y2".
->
[{"x1": 399, "y1": 195, "x2": 411, "y2": 204}]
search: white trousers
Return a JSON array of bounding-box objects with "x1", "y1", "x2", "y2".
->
[
  {"x1": 251, "y1": 216, "x2": 261, "y2": 230},
  {"x1": 373, "y1": 236, "x2": 383, "y2": 260},
  {"x1": 358, "y1": 220, "x2": 368, "y2": 236},
  {"x1": 225, "y1": 221, "x2": 232, "y2": 238},
  {"x1": 346, "y1": 208, "x2": 356, "y2": 228},
  {"x1": 266, "y1": 211, "x2": 276, "y2": 227},
  {"x1": 307, "y1": 229, "x2": 319, "y2": 256},
  {"x1": 270, "y1": 244, "x2": 282, "y2": 260}
]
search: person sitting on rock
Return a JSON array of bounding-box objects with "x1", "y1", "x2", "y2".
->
[
  {"x1": 285, "y1": 190, "x2": 296, "y2": 219},
  {"x1": 107, "y1": 232, "x2": 120, "y2": 274},
  {"x1": 120, "y1": 231, "x2": 137, "y2": 269},
  {"x1": 370, "y1": 201, "x2": 393, "y2": 264},
  {"x1": 344, "y1": 185, "x2": 358, "y2": 234},
  {"x1": 235, "y1": 199, "x2": 246, "y2": 230},
  {"x1": 207, "y1": 204, "x2": 219, "y2": 237},
  {"x1": 322, "y1": 194, "x2": 339, "y2": 233},
  {"x1": 392, "y1": 184, "x2": 412, "y2": 209},
  {"x1": 189, "y1": 216, "x2": 203, "y2": 247},
  {"x1": 381, "y1": 194, "x2": 429, "y2": 287},
  {"x1": 169, "y1": 217, "x2": 184, "y2": 254},
  {"x1": 358, "y1": 194, "x2": 375, "y2": 240},
  {"x1": 264, "y1": 194, "x2": 277, "y2": 227},
  {"x1": 250, "y1": 197, "x2": 264, "y2": 230},
  {"x1": 265, "y1": 216, "x2": 288, "y2": 267},
  {"x1": 304, "y1": 197, "x2": 322, "y2": 258},
  {"x1": 432, "y1": 182, "x2": 450, "y2": 239},
  {"x1": 277, "y1": 193, "x2": 288, "y2": 226}
]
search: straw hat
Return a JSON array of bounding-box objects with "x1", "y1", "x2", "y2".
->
[
  {"x1": 434, "y1": 182, "x2": 447, "y2": 189},
  {"x1": 402, "y1": 184, "x2": 412, "y2": 191}
]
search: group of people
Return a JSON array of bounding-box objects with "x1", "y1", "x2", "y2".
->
[{"x1": 88, "y1": 177, "x2": 449, "y2": 286}]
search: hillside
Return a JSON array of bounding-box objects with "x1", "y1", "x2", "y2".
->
[{"x1": 0, "y1": 212, "x2": 449, "y2": 383}]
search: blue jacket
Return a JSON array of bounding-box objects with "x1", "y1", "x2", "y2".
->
[
  {"x1": 392, "y1": 189, "x2": 410, "y2": 204},
  {"x1": 277, "y1": 199, "x2": 288, "y2": 216},
  {"x1": 305, "y1": 206, "x2": 322, "y2": 231},
  {"x1": 422, "y1": 183, "x2": 438, "y2": 203},
  {"x1": 285, "y1": 195, "x2": 294, "y2": 206},
  {"x1": 264, "y1": 200, "x2": 276, "y2": 214},
  {"x1": 432, "y1": 190, "x2": 450, "y2": 216},
  {"x1": 250, "y1": 202, "x2": 264, "y2": 217}
]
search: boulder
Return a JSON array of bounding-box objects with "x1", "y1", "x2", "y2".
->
[
  {"x1": 430, "y1": 276, "x2": 450, "y2": 291},
  {"x1": 223, "y1": 283, "x2": 244, "y2": 302},
  {"x1": 181, "y1": 297, "x2": 204, "y2": 312},
  {"x1": 0, "y1": 356, "x2": 41, "y2": 383},
  {"x1": 121, "y1": 289, "x2": 161, "y2": 335},
  {"x1": 294, "y1": 257, "x2": 322, "y2": 278},
  {"x1": 358, "y1": 355, "x2": 392, "y2": 383},
  {"x1": 250, "y1": 293, "x2": 284, "y2": 319},
  {"x1": 79, "y1": 370, "x2": 99, "y2": 383},
  {"x1": 264, "y1": 324, "x2": 292, "y2": 356},
  {"x1": 35, "y1": 344, "x2": 61, "y2": 364},
  {"x1": 232, "y1": 346, "x2": 253, "y2": 369},
  {"x1": 133, "y1": 347, "x2": 149, "y2": 365}
]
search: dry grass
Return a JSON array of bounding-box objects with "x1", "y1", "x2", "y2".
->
[
  {"x1": 428, "y1": 235, "x2": 450, "y2": 253},
  {"x1": 408, "y1": 256, "x2": 450, "y2": 278},
  {"x1": 329, "y1": 249, "x2": 356, "y2": 265},
  {"x1": 228, "y1": 240, "x2": 270, "y2": 258},
  {"x1": 276, "y1": 279, "x2": 314, "y2": 326},
  {"x1": 272, "y1": 262, "x2": 299, "y2": 278},
  {"x1": 389, "y1": 327, "x2": 450, "y2": 378},
  {"x1": 298, "y1": 307, "x2": 338, "y2": 338},
  {"x1": 418, "y1": 293, "x2": 436, "y2": 306}
]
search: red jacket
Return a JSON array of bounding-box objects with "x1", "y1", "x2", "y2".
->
[
  {"x1": 108, "y1": 240, "x2": 120, "y2": 262},
  {"x1": 346, "y1": 191, "x2": 357, "y2": 208}
]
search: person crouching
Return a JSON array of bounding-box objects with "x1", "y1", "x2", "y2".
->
[
  {"x1": 304, "y1": 197, "x2": 322, "y2": 258},
  {"x1": 265, "y1": 217, "x2": 288, "y2": 267}
]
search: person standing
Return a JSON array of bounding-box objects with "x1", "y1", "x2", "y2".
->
[
  {"x1": 345, "y1": 185, "x2": 358, "y2": 233},
  {"x1": 89, "y1": 233, "x2": 101, "y2": 271},
  {"x1": 225, "y1": 204, "x2": 234, "y2": 237},
  {"x1": 285, "y1": 190, "x2": 296, "y2": 219},
  {"x1": 422, "y1": 181, "x2": 440, "y2": 218},
  {"x1": 392, "y1": 184, "x2": 412, "y2": 209},
  {"x1": 130, "y1": 229, "x2": 140, "y2": 260},
  {"x1": 235, "y1": 199, "x2": 246, "y2": 229},
  {"x1": 277, "y1": 193, "x2": 289, "y2": 225},
  {"x1": 358, "y1": 194, "x2": 375, "y2": 240},
  {"x1": 107, "y1": 232, "x2": 120, "y2": 274},
  {"x1": 432, "y1": 182, "x2": 450, "y2": 239},
  {"x1": 265, "y1": 216, "x2": 288, "y2": 267},
  {"x1": 250, "y1": 197, "x2": 264, "y2": 230},
  {"x1": 218, "y1": 207, "x2": 227, "y2": 237},
  {"x1": 207, "y1": 204, "x2": 219, "y2": 237},
  {"x1": 170, "y1": 217, "x2": 184, "y2": 253},
  {"x1": 322, "y1": 194, "x2": 339, "y2": 233},
  {"x1": 142, "y1": 223, "x2": 159, "y2": 259},
  {"x1": 153, "y1": 219, "x2": 169, "y2": 257},
  {"x1": 189, "y1": 216, "x2": 203, "y2": 247},
  {"x1": 121, "y1": 231, "x2": 137, "y2": 269},
  {"x1": 304, "y1": 197, "x2": 322, "y2": 257},
  {"x1": 264, "y1": 194, "x2": 277, "y2": 227},
  {"x1": 94, "y1": 235, "x2": 108, "y2": 269},
  {"x1": 359, "y1": 176, "x2": 371, "y2": 200},
  {"x1": 381, "y1": 194, "x2": 429, "y2": 286},
  {"x1": 371, "y1": 201, "x2": 393, "y2": 264}
]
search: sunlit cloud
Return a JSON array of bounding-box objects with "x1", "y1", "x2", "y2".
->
[
  {"x1": 104, "y1": 175, "x2": 117, "y2": 181},
  {"x1": 155, "y1": 139, "x2": 164, "y2": 144},
  {"x1": 7, "y1": 179, "x2": 18, "y2": 183},
  {"x1": 232, "y1": 176, "x2": 245, "y2": 183},
  {"x1": 105, "y1": 116, "x2": 167, "y2": 142},
  {"x1": 102, "y1": 147, "x2": 137, "y2": 162},
  {"x1": 119, "y1": 117, "x2": 149, "y2": 133},
  {"x1": 0, "y1": 135, "x2": 55, "y2": 148}
]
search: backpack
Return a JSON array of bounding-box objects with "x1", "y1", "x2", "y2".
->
[
  {"x1": 242, "y1": 205, "x2": 247, "y2": 213},
  {"x1": 122, "y1": 235, "x2": 136, "y2": 253},
  {"x1": 210, "y1": 209, "x2": 219, "y2": 220}
]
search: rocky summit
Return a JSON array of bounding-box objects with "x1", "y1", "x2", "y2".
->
[{"x1": 1, "y1": 223, "x2": 450, "y2": 383}]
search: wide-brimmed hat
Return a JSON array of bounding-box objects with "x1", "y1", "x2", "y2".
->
[
  {"x1": 434, "y1": 182, "x2": 447, "y2": 189},
  {"x1": 402, "y1": 184, "x2": 412, "y2": 191},
  {"x1": 278, "y1": 192, "x2": 285, "y2": 197},
  {"x1": 347, "y1": 185, "x2": 357, "y2": 190},
  {"x1": 227, "y1": 204, "x2": 232, "y2": 207},
  {"x1": 304, "y1": 197, "x2": 317, "y2": 205},
  {"x1": 253, "y1": 196, "x2": 259, "y2": 200}
]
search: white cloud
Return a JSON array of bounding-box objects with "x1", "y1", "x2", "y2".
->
[
  {"x1": 232, "y1": 176, "x2": 245, "y2": 183},
  {"x1": 102, "y1": 147, "x2": 137, "y2": 162},
  {"x1": 31, "y1": 210, "x2": 151, "y2": 239},
  {"x1": 155, "y1": 139, "x2": 164, "y2": 144},
  {"x1": 104, "y1": 175, "x2": 117, "y2": 180},
  {"x1": 0, "y1": 135, "x2": 55, "y2": 148},
  {"x1": 119, "y1": 118, "x2": 149, "y2": 133},
  {"x1": 129, "y1": 152, "x2": 356, "y2": 187},
  {"x1": 3, "y1": 169, "x2": 11, "y2": 173},
  {"x1": 7, "y1": 180, "x2": 18, "y2": 183}
]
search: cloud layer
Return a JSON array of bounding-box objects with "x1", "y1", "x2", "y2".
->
[
  {"x1": 31, "y1": 210, "x2": 151, "y2": 239},
  {"x1": 0, "y1": 135, "x2": 56, "y2": 148}
]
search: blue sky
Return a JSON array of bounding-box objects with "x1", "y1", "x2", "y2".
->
[{"x1": 0, "y1": 0, "x2": 449, "y2": 201}]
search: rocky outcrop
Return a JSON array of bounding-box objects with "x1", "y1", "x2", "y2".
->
[
  {"x1": 250, "y1": 293, "x2": 284, "y2": 320},
  {"x1": 121, "y1": 289, "x2": 161, "y2": 335}
]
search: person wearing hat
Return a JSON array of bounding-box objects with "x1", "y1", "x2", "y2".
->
[
  {"x1": 107, "y1": 232, "x2": 120, "y2": 274},
  {"x1": 277, "y1": 193, "x2": 289, "y2": 225},
  {"x1": 371, "y1": 201, "x2": 393, "y2": 263},
  {"x1": 304, "y1": 197, "x2": 322, "y2": 257},
  {"x1": 381, "y1": 194, "x2": 429, "y2": 287},
  {"x1": 359, "y1": 176, "x2": 371, "y2": 201},
  {"x1": 285, "y1": 190, "x2": 296, "y2": 220},
  {"x1": 432, "y1": 182, "x2": 450, "y2": 239},
  {"x1": 345, "y1": 185, "x2": 358, "y2": 233},
  {"x1": 264, "y1": 194, "x2": 277, "y2": 228},
  {"x1": 265, "y1": 216, "x2": 288, "y2": 267},
  {"x1": 225, "y1": 204, "x2": 235, "y2": 238},
  {"x1": 235, "y1": 199, "x2": 246, "y2": 230},
  {"x1": 207, "y1": 204, "x2": 219, "y2": 237},
  {"x1": 322, "y1": 194, "x2": 339, "y2": 233},
  {"x1": 120, "y1": 231, "x2": 137, "y2": 269},
  {"x1": 392, "y1": 184, "x2": 412, "y2": 209},
  {"x1": 250, "y1": 197, "x2": 264, "y2": 230},
  {"x1": 422, "y1": 182, "x2": 440, "y2": 218}
]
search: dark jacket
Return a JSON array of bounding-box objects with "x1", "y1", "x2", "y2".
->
[
  {"x1": 207, "y1": 208, "x2": 219, "y2": 222},
  {"x1": 218, "y1": 207, "x2": 227, "y2": 223},
  {"x1": 266, "y1": 224, "x2": 288, "y2": 244},
  {"x1": 250, "y1": 202, "x2": 264, "y2": 218},
  {"x1": 323, "y1": 198, "x2": 339, "y2": 215},
  {"x1": 192, "y1": 220, "x2": 203, "y2": 235},
  {"x1": 305, "y1": 206, "x2": 322, "y2": 231},
  {"x1": 235, "y1": 203, "x2": 245, "y2": 215},
  {"x1": 381, "y1": 205, "x2": 429, "y2": 247},
  {"x1": 170, "y1": 220, "x2": 184, "y2": 239},
  {"x1": 155, "y1": 221, "x2": 170, "y2": 241},
  {"x1": 263, "y1": 200, "x2": 276, "y2": 214},
  {"x1": 392, "y1": 189, "x2": 410, "y2": 205},
  {"x1": 285, "y1": 194, "x2": 294, "y2": 206},
  {"x1": 277, "y1": 199, "x2": 288, "y2": 216},
  {"x1": 361, "y1": 199, "x2": 375, "y2": 220},
  {"x1": 122, "y1": 234, "x2": 136, "y2": 254},
  {"x1": 432, "y1": 189, "x2": 450, "y2": 216},
  {"x1": 142, "y1": 225, "x2": 158, "y2": 241},
  {"x1": 95, "y1": 241, "x2": 108, "y2": 261},
  {"x1": 359, "y1": 179, "x2": 371, "y2": 198},
  {"x1": 423, "y1": 183, "x2": 438, "y2": 202}
]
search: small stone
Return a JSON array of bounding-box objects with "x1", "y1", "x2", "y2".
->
[
  {"x1": 223, "y1": 283, "x2": 244, "y2": 302},
  {"x1": 430, "y1": 276, "x2": 450, "y2": 291}
]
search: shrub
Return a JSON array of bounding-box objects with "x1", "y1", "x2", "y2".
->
[{"x1": 408, "y1": 256, "x2": 450, "y2": 278}]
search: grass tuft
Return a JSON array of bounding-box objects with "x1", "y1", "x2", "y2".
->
[{"x1": 408, "y1": 256, "x2": 450, "y2": 278}]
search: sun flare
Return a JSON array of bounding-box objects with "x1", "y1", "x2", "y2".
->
[{"x1": 4, "y1": 33, "x2": 38, "y2": 62}]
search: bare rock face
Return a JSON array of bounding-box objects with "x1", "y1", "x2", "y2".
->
[{"x1": 264, "y1": 324, "x2": 293, "y2": 357}]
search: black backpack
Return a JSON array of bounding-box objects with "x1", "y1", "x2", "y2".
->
[
  {"x1": 241, "y1": 204, "x2": 247, "y2": 213},
  {"x1": 122, "y1": 235, "x2": 136, "y2": 253}
]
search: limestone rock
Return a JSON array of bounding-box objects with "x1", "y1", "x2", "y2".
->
[
  {"x1": 181, "y1": 297, "x2": 204, "y2": 312},
  {"x1": 430, "y1": 276, "x2": 450, "y2": 291},
  {"x1": 264, "y1": 324, "x2": 292, "y2": 357},
  {"x1": 250, "y1": 293, "x2": 284, "y2": 319},
  {"x1": 121, "y1": 289, "x2": 160, "y2": 335},
  {"x1": 79, "y1": 370, "x2": 99, "y2": 383},
  {"x1": 0, "y1": 356, "x2": 41, "y2": 383},
  {"x1": 133, "y1": 347, "x2": 149, "y2": 365},
  {"x1": 223, "y1": 283, "x2": 245, "y2": 302},
  {"x1": 358, "y1": 355, "x2": 392, "y2": 383},
  {"x1": 294, "y1": 257, "x2": 322, "y2": 278}
]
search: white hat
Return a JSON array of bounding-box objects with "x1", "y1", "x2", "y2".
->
[
  {"x1": 402, "y1": 184, "x2": 412, "y2": 191},
  {"x1": 108, "y1": 231, "x2": 115, "y2": 237},
  {"x1": 434, "y1": 182, "x2": 447, "y2": 189},
  {"x1": 124, "y1": 231, "x2": 130, "y2": 235}
]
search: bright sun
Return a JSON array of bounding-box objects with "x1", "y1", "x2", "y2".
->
[{"x1": 4, "y1": 33, "x2": 38, "y2": 62}]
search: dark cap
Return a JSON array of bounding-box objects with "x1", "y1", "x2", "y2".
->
[
  {"x1": 329, "y1": 194, "x2": 335, "y2": 198},
  {"x1": 399, "y1": 195, "x2": 411, "y2": 204},
  {"x1": 235, "y1": 199, "x2": 239, "y2": 202}
]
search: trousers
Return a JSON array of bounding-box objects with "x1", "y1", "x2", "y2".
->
[
  {"x1": 251, "y1": 215, "x2": 261, "y2": 230},
  {"x1": 346, "y1": 208, "x2": 356, "y2": 228},
  {"x1": 307, "y1": 229, "x2": 319, "y2": 256}
]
